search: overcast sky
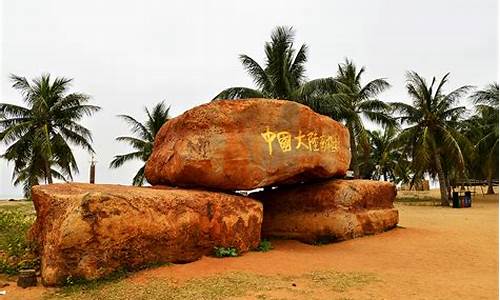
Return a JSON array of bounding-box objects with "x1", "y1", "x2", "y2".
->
[{"x1": 0, "y1": 0, "x2": 497, "y2": 197}]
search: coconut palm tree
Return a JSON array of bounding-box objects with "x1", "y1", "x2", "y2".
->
[
  {"x1": 467, "y1": 83, "x2": 498, "y2": 194},
  {"x1": 0, "y1": 74, "x2": 100, "y2": 196},
  {"x1": 110, "y1": 101, "x2": 171, "y2": 186},
  {"x1": 213, "y1": 26, "x2": 310, "y2": 100},
  {"x1": 392, "y1": 71, "x2": 472, "y2": 206},
  {"x1": 304, "y1": 59, "x2": 393, "y2": 177}
]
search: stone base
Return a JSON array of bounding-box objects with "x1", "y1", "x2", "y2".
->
[
  {"x1": 261, "y1": 208, "x2": 398, "y2": 244},
  {"x1": 29, "y1": 183, "x2": 263, "y2": 286},
  {"x1": 253, "y1": 179, "x2": 399, "y2": 244}
]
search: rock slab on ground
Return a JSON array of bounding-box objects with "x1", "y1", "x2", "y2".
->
[
  {"x1": 145, "y1": 99, "x2": 351, "y2": 190},
  {"x1": 253, "y1": 179, "x2": 398, "y2": 243},
  {"x1": 29, "y1": 183, "x2": 263, "y2": 286}
]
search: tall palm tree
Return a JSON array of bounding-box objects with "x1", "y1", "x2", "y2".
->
[
  {"x1": 110, "y1": 101, "x2": 171, "y2": 186},
  {"x1": 305, "y1": 59, "x2": 393, "y2": 177},
  {"x1": 392, "y1": 71, "x2": 472, "y2": 206},
  {"x1": 213, "y1": 26, "x2": 310, "y2": 100},
  {"x1": 0, "y1": 74, "x2": 100, "y2": 196},
  {"x1": 468, "y1": 83, "x2": 498, "y2": 194}
]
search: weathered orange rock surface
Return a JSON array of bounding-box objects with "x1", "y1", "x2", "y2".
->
[
  {"x1": 253, "y1": 179, "x2": 398, "y2": 243},
  {"x1": 145, "y1": 99, "x2": 351, "y2": 190},
  {"x1": 29, "y1": 183, "x2": 263, "y2": 286}
]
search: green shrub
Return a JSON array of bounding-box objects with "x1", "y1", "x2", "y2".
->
[
  {"x1": 257, "y1": 239, "x2": 272, "y2": 252},
  {"x1": 213, "y1": 246, "x2": 238, "y2": 258},
  {"x1": 0, "y1": 205, "x2": 38, "y2": 275},
  {"x1": 0, "y1": 208, "x2": 35, "y2": 256},
  {"x1": 0, "y1": 258, "x2": 18, "y2": 275}
]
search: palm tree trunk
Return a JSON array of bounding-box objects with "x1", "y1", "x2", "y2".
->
[
  {"x1": 347, "y1": 124, "x2": 359, "y2": 177},
  {"x1": 44, "y1": 159, "x2": 53, "y2": 184},
  {"x1": 434, "y1": 153, "x2": 448, "y2": 206},
  {"x1": 445, "y1": 174, "x2": 452, "y2": 200},
  {"x1": 43, "y1": 124, "x2": 53, "y2": 184},
  {"x1": 487, "y1": 167, "x2": 495, "y2": 194}
]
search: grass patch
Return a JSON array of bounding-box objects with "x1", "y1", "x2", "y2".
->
[
  {"x1": 307, "y1": 271, "x2": 378, "y2": 292},
  {"x1": 58, "y1": 268, "x2": 130, "y2": 295},
  {"x1": 0, "y1": 201, "x2": 38, "y2": 275},
  {"x1": 213, "y1": 246, "x2": 238, "y2": 258},
  {"x1": 396, "y1": 196, "x2": 437, "y2": 202},
  {"x1": 256, "y1": 239, "x2": 273, "y2": 252},
  {"x1": 51, "y1": 272, "x2": 276, "y2": 300},
  {"x1": 51, "y1": 262, "x2": 175, "y2": 299},
  {"x1": 395, "y1": 194, "x2": 443, "y2": 206},
  {"x1": 48, "y1": 270, "x2": 378, "y2": 300}
]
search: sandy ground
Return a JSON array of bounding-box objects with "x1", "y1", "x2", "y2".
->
[{"x1": 2, "y1": 191, "x2": 498, "y2": 299}]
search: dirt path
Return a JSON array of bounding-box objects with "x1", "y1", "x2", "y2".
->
[{"x1": 4, "y1": 194, "x2": 498, "y2": 299}]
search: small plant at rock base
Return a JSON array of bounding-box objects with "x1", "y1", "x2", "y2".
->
[
  {"x1": 214, "y1": 246, "x2": 238, "y2": 258},
  {"x1": 257, "y1": 239, "x2": 272, "y2": 252}
]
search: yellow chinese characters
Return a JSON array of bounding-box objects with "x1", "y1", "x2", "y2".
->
[{"x1": 261, "y1": 128, "x2": 339, "y2": 156}]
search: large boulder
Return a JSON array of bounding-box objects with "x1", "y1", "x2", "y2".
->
[
  {"x1": 29, "y1": 183, "x2": 263, "y2": 286},
  {"x1": 145, "y1": 99, "x2": 351, "y2": 190},
  {"x1": 253, "y1": 179, "x2": 399, "y2": 243}
]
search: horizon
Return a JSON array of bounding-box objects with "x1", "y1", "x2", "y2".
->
[{"x1": 1, "y1": 0, "x2": 497, "y2": 197}]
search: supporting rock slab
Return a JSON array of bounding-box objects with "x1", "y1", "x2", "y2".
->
[
  {"x1": 253, "y1": 179, "x2": 399, "y2": 243},
  {"x1": 29, "y1": 183, "x2": 263, "y2": 286}
]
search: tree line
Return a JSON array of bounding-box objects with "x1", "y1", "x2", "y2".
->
[{"x1": 0, "y1": 26, "x2": 497, "y2": 206}]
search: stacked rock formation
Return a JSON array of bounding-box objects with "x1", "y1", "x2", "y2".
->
[{"x1": 30, "y1": 99, "x2": 398, "y2": 286}]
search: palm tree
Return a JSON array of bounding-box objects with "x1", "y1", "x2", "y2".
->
[
  {"x1": 468, "y1": 83, "x2": 498, "y2": 194},
  {"x1": 213, "y1": 26, "x2": 309, "y2": 100},
  {"x1": 110, "y1": 101, "x2": 171, "y2": 186},
  {"x1": 304, "y1": 59, "x2": 393, "y2": 177},
  {"x1": 392, "y1": 71, "x2": 472, "y2": 206},
  {"x1": 0, "y1": 74, "x2": 100, "y2": 196}
]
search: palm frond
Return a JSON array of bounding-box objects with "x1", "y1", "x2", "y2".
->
[
  {"x1": 0, "y1": 103, "x2": 30, "y2": 118},
  {"x1": 470, "y1": 82, "x2": 499, "y2": 108},
  {"x1": 9, "y1": 74, "x2": 32, "y2": 98},
  {"x1": 212, "y1": 87, "x2": 265, "y2": 100},
  {"x1": 289, "y1": 44, "x2": 308, "y2": 84},
  {"x1": 116, "y1": 136, "x2": 148, "y2": 150},
  {"x1": 358, "y1": 78, "x2": 390, "y2": 100},
  {"x1": 132, "y1": 165, "x2": 146, "y2": 186},
  {"x1": 117, "y1": 114, "x2": 152, "y2": 140},
  {"x1": 239, "y1": 54, "x2": 272, "y2": 91},
  {"x1": 109, "y1": 151, "x2": 144, "y2": 168}
]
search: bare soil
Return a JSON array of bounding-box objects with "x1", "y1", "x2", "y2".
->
[{"x1": 2, "y1": 190, "x2": 498, "y2": 299}]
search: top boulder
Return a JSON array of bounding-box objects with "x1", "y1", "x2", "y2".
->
[{"x1": 145, "y1": 99, "x2": 351, "y2": 190}]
